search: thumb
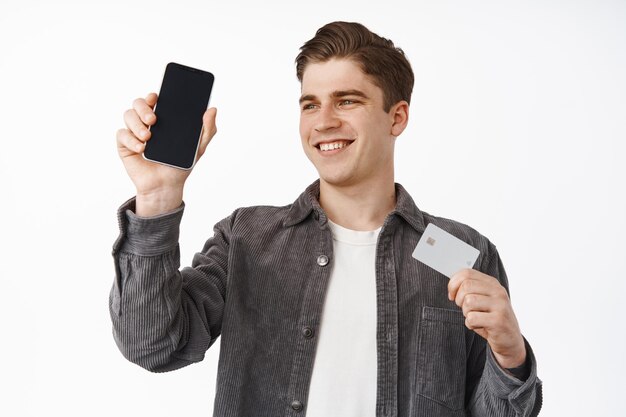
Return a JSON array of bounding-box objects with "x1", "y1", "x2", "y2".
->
[{"x1": 197, "y1": 107, "x2": 217, "y2": 159}]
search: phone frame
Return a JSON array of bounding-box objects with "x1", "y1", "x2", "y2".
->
[{"x1": 143, "y1": 62, "x2": 214, "y2": 170}]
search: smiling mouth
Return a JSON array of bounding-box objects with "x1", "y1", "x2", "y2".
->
[{"x1": 316, "y1": 140, "x2": 354, "y2": 151}]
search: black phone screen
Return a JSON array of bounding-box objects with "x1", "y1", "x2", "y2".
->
[{"x1": 144, "y1": 62, "x2": 214, "y2": 169}]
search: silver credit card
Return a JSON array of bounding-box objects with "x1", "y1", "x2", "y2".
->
[{"x1": 412, "y1": 223, "x2": 480, "y2": 278}]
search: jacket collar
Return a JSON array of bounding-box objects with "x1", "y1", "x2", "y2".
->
[{"x1": 283, "y1": 179, "x2": 426, "y2": 233}]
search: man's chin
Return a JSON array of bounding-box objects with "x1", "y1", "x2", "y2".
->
[{"x1": 318, "y1": 172, "x2": 357, "y2": 189}]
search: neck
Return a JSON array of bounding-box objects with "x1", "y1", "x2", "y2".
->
[{"x1": 319, "y1": 177, "x2": 396, "y2": 231}]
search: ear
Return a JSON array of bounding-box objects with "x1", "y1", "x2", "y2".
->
[{"x1": 389, "y1": 100, "x2": 409, "y2": 137}]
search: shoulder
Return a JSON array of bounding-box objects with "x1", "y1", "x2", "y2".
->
[
  {"x1": 233, "y1": 204, "x2": 293, "y2": 224},
  {"x1": 215, "y1": 203, "x2": 296, "y2": 236},
  {"x1": 395, "y1": 183, "x2": 495, "y2": 256}
]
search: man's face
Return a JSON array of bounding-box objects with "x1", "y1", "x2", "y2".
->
[{"x1": 299, "y1": 58, "x2": 402, "y2": 189}]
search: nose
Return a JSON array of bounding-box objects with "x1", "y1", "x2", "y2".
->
[{"x1": 314, "y1": 105, "x2": 341, "y2": 132}]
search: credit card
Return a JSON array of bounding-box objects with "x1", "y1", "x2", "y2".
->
[{"x1": 412, "y1": 223, "x2": 480, "y2": 278}]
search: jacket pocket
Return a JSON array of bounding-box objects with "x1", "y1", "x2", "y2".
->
[{"x1": 416, "y1": 306, "x2": 467, "y2": 411}]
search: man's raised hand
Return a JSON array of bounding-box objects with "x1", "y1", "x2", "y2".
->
[{"x1": 116, "y1": 92, "x2": 217, "y2": 216}]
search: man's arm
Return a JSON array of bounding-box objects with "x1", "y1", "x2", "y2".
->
[
  {"x1": 109, "y1": 197, "x2": 233, "y2": 372},
  {"x1": 455, "y1": 243, "x2": 543, "y2": 416},
  {"x1": 110, "y1": 92, "x2": 224, "y2": 371}
]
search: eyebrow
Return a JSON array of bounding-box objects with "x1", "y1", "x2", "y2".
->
[{"x1": 299, "y1": 89, "x2": 370, "y2": 104}]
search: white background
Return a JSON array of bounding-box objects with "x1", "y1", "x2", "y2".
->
[{"x1": 1, "y1": 0, "x2": 624, "y2": 415}]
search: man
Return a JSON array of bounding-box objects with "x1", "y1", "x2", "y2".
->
[{"x1": 111, "y1": 21, "x2": 542, "y2": 417}]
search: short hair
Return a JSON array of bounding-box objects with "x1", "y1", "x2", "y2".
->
[{"x1": 295, "y1": 21, "x2": 414, "y2": 112}]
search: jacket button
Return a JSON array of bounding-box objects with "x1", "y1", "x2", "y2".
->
[
  {"x1": 302, "y1": 327, "x2": 314, "y2": 338},
  {"x1": 317, "y1": 255, "x2": 329, "y2": 266},
  {"x1": 291, "y1": 400, "x2": 304, "y2": 412}
]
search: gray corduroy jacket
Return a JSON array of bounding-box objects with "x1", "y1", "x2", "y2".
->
[{"x1": 110, "y1": 180, "x2": 542, "y2": 417}]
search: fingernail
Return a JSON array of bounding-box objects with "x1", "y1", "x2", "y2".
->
[
  {"x1": 140, "y1": 129, "x2": 148, "y2": 138},
  {"x1": 135, "y1": 144, "x2": 143, "y2": 152}
]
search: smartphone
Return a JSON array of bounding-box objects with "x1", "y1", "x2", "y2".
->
[{"x1": 143, "y1": 62, "x2": 215, "y2": 170}]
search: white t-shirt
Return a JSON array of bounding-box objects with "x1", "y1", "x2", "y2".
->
[{"x1": 305, "y1": 220, "x2": 381, "y2": 417}]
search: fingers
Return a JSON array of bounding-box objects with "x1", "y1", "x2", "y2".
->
[
  {"x1": 145, "y1": 92, "x2": 158, "y2": 108},
  {"x1": 124, "y1": 108, "x2": 151, "y2": 143},
  {"x1": 453, "y1": 278, "x2": 498, "y2": 308},
  {"x1": 448, "y1": 269, "x2": 471, "y2": 300},
  {"x1": 464, "y1": 311, "x2": 491, "y2": 331},
  {"x1": 117, "y1": 93, "x2": 214, "y2": 165},
  {"x1": 135, "y1": 93, "x2": 158, "y2": 125},
  {"x1": 448, "y1": 269, "x2": 506, "y2": 302},
  {"x1": 197, "y1": 107, "x2": 218, "y2": 159},
  {"x1": 116, "y1": 128, "x2": 145, "y2": 155},
  {"x1": 122, "y1": 93, "x2": 159, "y2": 146},
  {"x1": 448, "y1": 269, "x2": 510, "y2": 316},
  {"x1": 449, "y1": 269, "x2": 486, "y2": 301},
  {"x1": 459, "y1": 293, "x2": 493, "y2": 317}
]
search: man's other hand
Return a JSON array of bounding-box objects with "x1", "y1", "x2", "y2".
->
[{"x1": 448, "y1": 269, "x2": 527, "y2": 369}]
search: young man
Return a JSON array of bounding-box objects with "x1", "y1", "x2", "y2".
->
[{"x1": 112, "y1": 22, "x2": 542, "y2": 417}]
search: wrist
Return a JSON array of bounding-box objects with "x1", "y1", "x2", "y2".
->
[
  {"x1": 493, "y1": 342, "x2": 527, "y2": 369},
  {"x1": 136, "y1": 188, "x2": 183, "y2": 217}
]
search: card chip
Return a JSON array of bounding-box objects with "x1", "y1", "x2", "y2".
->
[{"x1": 426, "y1": 237, "x2": 436, "y2": 246}]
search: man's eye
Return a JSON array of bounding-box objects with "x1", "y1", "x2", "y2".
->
[
  {"x1": 302, "y1": 103, "x2": 316, "y2": 111},
  {"x1": 340, "y1": 99, "x2": 355, "y2": 106}
]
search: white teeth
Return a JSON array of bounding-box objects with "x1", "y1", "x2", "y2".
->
[{"x1": 320, "y1": 141, "x2": 348, "y2": 151}]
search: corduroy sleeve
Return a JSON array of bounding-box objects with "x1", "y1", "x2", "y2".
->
[
  {"x1": 466, "y1": 243, "x2": 543, "y2": 416},
  {"x1": 109, "y1": 196, "x2": 233, "y2": 372}
]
